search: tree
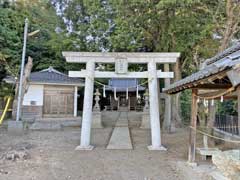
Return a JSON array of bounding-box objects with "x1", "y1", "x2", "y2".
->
[
  {"x1": 207, "y1": 0, "x2": 240, "y2": 129},
  {"x1": 53, "y1": 0, "x2": 233, "y2": 125},
  {"x1": 52, "y1": 0, "x2": 115, "y2": 52},
  {"x1": 1, "y1": 0, "x2": 238, "y2": 126},
  {"x1": 218, "y1": 0, "x2": 240, "y2": 52}
]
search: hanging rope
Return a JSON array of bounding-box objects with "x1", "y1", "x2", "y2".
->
[
  {"x1": 83, "y1": 74, "x2": 153, "y2": 90},
  {"x1": 114, "y1": 87, "x2": 118, "y2": 101},
  {"x1": 220, "y1": 95, "x2": 224, "y2": 102},
  {"x1": 189, "y1": 126, "x2": 240, "y2": 144},
  {"x1": 196, "y1": 87, "x2": 235, "y2": 100},
  {"x1": 81, "y1": 74, "x2": 154, "y2": 101},
  {"x1": 103, "y1": 85, "x2": 106, "y2": 98},
  {"x1": 203, "y1": 99, "x2": 208, "y2": 107},
  {"x1": 211, "y1": 99, "x2": 214, "y2": 106},
  {"x1": 136, "y1": 85, "x2": 139, "y2": 99}
]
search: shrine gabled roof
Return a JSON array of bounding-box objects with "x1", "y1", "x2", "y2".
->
[
  {"x1": 29, "y1": 67, "x2": 84, "y2": 86},
  {"x1": 105, "y1": 78, "x2": 145, "y2": 92},
  {"x1": 164, "y1": 43, "x2": 240, "y2": 94}
]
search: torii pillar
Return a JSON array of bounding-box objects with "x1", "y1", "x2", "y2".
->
[
  {"x1": 75, "y1": 61, "x2": 95, "y2": 150},
  {"x1": 148, "y1": 61, "x2": 166, "y2": 150}
]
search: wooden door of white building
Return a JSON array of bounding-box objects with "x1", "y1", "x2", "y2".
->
[{"x1": 43, "y1": 85, "x2": 74, "y2": 117}]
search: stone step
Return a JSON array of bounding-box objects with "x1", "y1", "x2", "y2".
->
[{"x1": 29, "y1": 121, "x2": 62, "y2": 131}]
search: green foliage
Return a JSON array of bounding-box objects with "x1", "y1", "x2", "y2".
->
[
  {"x1": 0, "y1": 0, "x2": 232, "y2": 75},
  {"x1": 0, "y1": 0, "x2": 76, "y2": 96},
  {"x1": 0, "y1": 0, "x2": 237, "y2": 121},
  {"x1": 0, "y1": 6, "x2": 23, "y2": 77},
  {"x1": 180, "y1": 89, "x2": 192, "y2": 124},
  {"x1": 0, "y1": 82, "x2": 14, "y2": 97},
  {"x1": 52, "y1": 0, "x2": 114, "y2": 52},
  {"x1": 216, "y1": 100, "x2": 238, "y2": 116}
]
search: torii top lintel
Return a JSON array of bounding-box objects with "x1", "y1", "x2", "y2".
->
[{"x1": 62, "y1": 52, "x2": 180, "y2": 64}]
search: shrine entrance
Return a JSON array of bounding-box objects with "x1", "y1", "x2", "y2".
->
[
  {"x1": 104, "y1": 78, "x2": 145, "y2": 111},
  {"x1": 63, "y1": 52, "x2": 180, "y2": 151},
  {"x1": 119, "y1": 95, "x2": 128, "y2": 107}
]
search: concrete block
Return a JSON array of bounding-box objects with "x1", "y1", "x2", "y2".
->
[
  {"x1": 29, "y1": 121, "x2": 62, "y2": 130},
  {"x1": 61, "y1": 119, "x2": 81, "y2": 127},
  {"x1": 210, "y1": 170, "x2": 229, "y2": 180},
  {"x1": 75, "y1": 145, "x2": 94, "y2": 151},
  {"x1": 140, "y1": 113, "x2": 150, "y2": 129},
  {"x1": 147, "y1": 145, "x2": 167, "y2": 151},
  {"x1": 92, "y1": 111, "x2": 103, "y2": 128}
]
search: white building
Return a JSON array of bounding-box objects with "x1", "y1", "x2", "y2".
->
[{"x1": 13, "y1": 67, "x2": 84, "y2": 120}]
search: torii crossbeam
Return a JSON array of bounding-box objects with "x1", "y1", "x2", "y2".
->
[{"x1": 63, "y1": 52, "x2": 180, "y2": 151}]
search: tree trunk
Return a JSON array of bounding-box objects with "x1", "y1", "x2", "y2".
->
[
  {"x1": 157, "y1": 78, "x2": 164, "y2": 127},
  {"x1": 219, "y1": 0, "x2": 240, "y2": 52},
  {"x1": 207, "y1": 102, "x2": 216, "y2": 147},
  {"x1": 172, "y1": 58, "x2": 182, "y2": 127},
  {"x1": 12, "y1": 57, "x2": 33, "y2": 119},
  {"x1": 163, "y1": 64, "x2": 172, "y2": 132}
]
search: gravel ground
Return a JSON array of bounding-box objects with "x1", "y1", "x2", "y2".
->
[{"x1": 0, "y1": 113, "x2": 210, "y2": 180}]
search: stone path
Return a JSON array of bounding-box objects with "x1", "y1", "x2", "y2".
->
[
  {"x1": 106, "y1": 111, "x2": 133, "y2": 149},
  {"x1": 115, "y1": 111, "x2": 128, "y2": 127}
]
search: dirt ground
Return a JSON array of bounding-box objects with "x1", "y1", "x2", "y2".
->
[{"x1": 0, "y1": 112, "x2": 211, "y2": 180}]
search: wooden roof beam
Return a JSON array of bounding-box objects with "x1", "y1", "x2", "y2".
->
[{"x1": 194, "y1": 83, "x2": 232, "y2": 89}]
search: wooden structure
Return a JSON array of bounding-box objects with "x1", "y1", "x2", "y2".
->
[
  {"x1": 5, "y1": 67, "x2": 84, "y2": 119},
  {"x1": 164, "y1": 43, "x2": 240, "y2": 163},
  {"x1": 43, "y1": 85, "x2": 75, "y2": 117},
  {"x1": 104, "y1": 78, "x2": 145, "y2": 111}
]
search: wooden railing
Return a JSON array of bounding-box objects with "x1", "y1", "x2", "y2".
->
[{"x1": 214, "y1": 114, "x2": 239, "y2": 136}]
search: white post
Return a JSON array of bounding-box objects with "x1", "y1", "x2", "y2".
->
[
  {"x1": 16, "y1": 18, "x2": 28, "y2": 122},
  {"x1": 76, "y1": 61, "x2": 95, "y2": 150},
  {"x1": 148, "y1": 61, "x2": 166, "y2": 150},
  {"x1": 74, "y1": 86, "x2": 78, "y2": 117}
]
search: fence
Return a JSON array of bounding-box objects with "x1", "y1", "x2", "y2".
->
[{"x1": 214, "y1": 114, "x2": 239, "y2": 136}]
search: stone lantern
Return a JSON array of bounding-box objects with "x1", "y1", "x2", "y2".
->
[
  {"x1": 93, "y1": 88, "x2": 101, "y2": 111},
  {"x1": 92, "y1": 88, "x2": 103, "y2": 128},
  {"x1": 140, "y1": 89, "x2": 150, "y2": 129}
]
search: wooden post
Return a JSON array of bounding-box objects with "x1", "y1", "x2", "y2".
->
[
  {"x1": 237, "y1": 86, "x2": 240, "y2": 135},
  {"x1": 188, "y1": 89, "x2": 198, "y2": 163}
]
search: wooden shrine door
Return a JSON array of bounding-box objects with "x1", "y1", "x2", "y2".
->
[{"x1": 43, "y1": 85, "x2": 74, "y2": 117}]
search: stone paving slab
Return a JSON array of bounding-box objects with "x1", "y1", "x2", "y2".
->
[
  {"x1": 106, "y1": 127, "x2": 133, "y2": 149},
  {"x1": 115, "y1": 118, "x2": 128, "y2": 127},
  {"x1": 115, "y1": 112, "x2": 128, "y2": 127}
]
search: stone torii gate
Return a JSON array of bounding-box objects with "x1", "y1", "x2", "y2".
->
[{"x1": 63, "y1": 52, "x2": 180, "y2": 151}]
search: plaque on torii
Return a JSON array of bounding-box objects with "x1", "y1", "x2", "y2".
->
[
  {"x1": 63, "y1": 52, "x2": 180, "y2": 151},
  {"x1": 115, "y1": 57, "x2": 128, "y2": 74}
]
